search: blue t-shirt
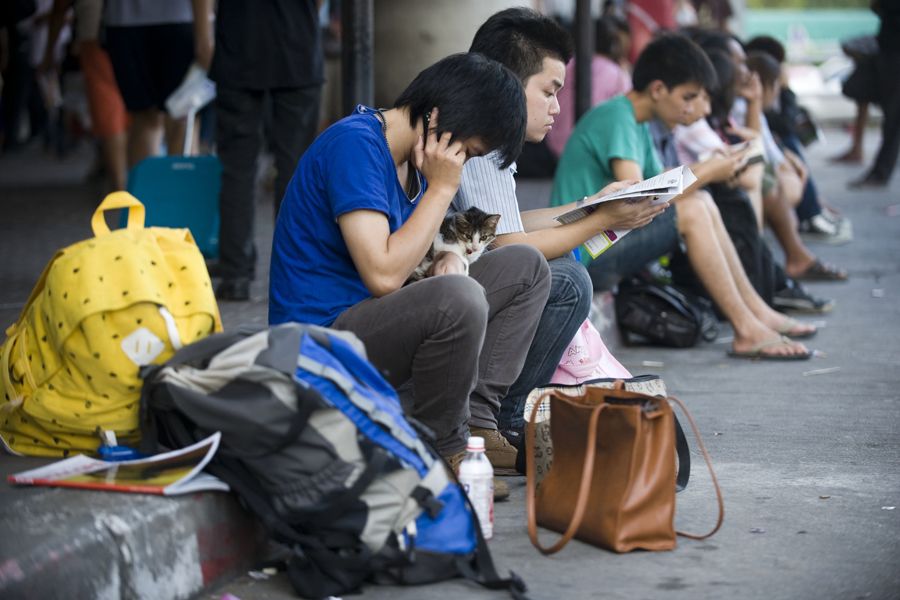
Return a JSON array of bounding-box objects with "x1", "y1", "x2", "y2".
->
[{"x1": 269, "y1": 106, "x2": 424, "y2": 326}]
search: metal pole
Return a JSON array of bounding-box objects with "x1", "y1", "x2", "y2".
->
[
  {"x1": 574, "y1": 0, "x2": 594, "y2": 121},
  {"x1": 341, "y1": 0, "x2": 374, "y2": 115}
]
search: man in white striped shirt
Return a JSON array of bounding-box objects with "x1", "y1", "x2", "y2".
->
[{"x1": 454, "y1": 8, "x2": 664, "y2": 437}]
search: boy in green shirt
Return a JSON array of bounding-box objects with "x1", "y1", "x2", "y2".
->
[{"x1": 553, "y1": 34, "x2": 813, "y2": 360}]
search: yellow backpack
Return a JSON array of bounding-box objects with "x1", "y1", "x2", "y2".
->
[{"x1": 1, "y1": 192, "x2": 222, "y2": 457}]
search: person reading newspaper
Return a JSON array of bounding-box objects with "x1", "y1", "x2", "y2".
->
[{"x1": 552, "y1": 33, "x2": 814, "y2": 360}]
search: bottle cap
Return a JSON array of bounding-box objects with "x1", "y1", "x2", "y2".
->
[{"x1": 466, "y1": 436, "x2": 485, "y2": 451}]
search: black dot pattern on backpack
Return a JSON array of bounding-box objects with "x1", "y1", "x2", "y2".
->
[
  {"x1": 136, "y1": 318, "x2": 142, "y2": 325},
  {"x1": 73, "y1": 268, "x2": 79, "y2": 274},
  {"x1": 112, "y1": 333, "x2": 119, "y2": 339},
  {"x1": 122, "y1": 290, "x2": 129, "y2": 296},
  {"x1": 83, "y1": 298, "x2": 90, "y2": 305},
  {"x1": 115, "y1": 255, "x2": 122, "y2": 261},
  {"x1": 180, "y1": 266, "x2": 187, "y2": 271},
  {"x1": 93, "y1": 352, "x2": 100, "y2": 359},
  {"x1": 108, "y1": 372, "x2": 117, "y2": 378},
  {"x1": 84, "y1": 400, "x2": 92, "y2": 409},
  {"x1": 62, "y1": 449, "x2": 69, "y2": 457},
  {"x1": 99, "y1": 276, "x2": 104, "y2": 282}
]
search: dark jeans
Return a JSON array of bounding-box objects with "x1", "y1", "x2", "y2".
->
[
  {"x1": 215, "y1": 84, "x2": 321, "y2": 280},
  {"x1": 781, "y1": 133, "x2": 822, "y2": 222},
  {"x1": 586, "y1": 206, "x2": 679, "y2": 292},
  {"x1": 870, "y1": 50, "x2": 900, "y2": 181},
  {"x1": 498, "y1": 255, "x2": 593, "y2": 432},
  {"x1": 332, "y1": 245, "x2": 550, "y2": 456}
]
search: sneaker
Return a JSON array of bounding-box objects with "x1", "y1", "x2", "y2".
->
[
  {"x1": 773, "y1": 280, "x2": 835, "y2": 314},
  {"x1": 444, "y1": 450, "x2": 510, "y2": 501},
  {"x1": 470, "y1": 427, "x2": 518, "y2": 475},
  {"x1": 799, "y1": 213, "x2": 853, "y2": 245}
]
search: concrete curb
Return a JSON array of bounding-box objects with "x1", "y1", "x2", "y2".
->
[{"x1": 0, "y1": 475, "x2": 266, "y2": 600}]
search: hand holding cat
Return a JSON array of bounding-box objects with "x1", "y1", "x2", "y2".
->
[
  {"x1": 414, "y1": 108, "x2": 467, "y2": 197},
  {"x1": 430, "y1": 251, "x2": 468, "y2": 276}
]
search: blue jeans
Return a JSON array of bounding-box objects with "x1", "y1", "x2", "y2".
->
[
  {"x1": 498, "y1": 256, "x2": 593, "y2": 431},
  {"x1": 586, "y1": 206, "x2": 679, "y2": 292}
]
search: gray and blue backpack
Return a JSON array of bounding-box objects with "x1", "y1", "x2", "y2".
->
[{"x1": 139, "y1": 322, "x2": 527, "y2": 599}]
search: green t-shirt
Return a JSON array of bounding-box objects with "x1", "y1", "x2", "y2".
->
[{"x1": 551, "y1": 95, "x2": 663, "y2": 206}]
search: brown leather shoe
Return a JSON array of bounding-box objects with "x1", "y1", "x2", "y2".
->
[
  {"x1": 443, "y1": 450, "x2": 510, "y2": 502},
  {"x1": 470, "y1": 427, "x2": 518, "y2": 475}
]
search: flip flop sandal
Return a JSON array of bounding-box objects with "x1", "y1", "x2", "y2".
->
[
  {"x1": 728, "y1": 335, "x2": 812, "y2": 361},
  {"x1": 777, "y1": 318, "x2": 817, "y2": 340},
  {"x1": 794, "y1": 259, "x2": 848, "y2": 282}
]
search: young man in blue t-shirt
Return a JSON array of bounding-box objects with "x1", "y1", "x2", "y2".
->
[
  {"x1": 269, "y1": 54, "x2": 550, "y2": 493},
  {"x1": 553, "y1": 34, "x2": 814, "y2": 360}
]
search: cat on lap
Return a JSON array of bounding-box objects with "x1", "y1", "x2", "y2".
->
[{"x1": 408, "y1": 207, "x2": 501, "y2": 282}]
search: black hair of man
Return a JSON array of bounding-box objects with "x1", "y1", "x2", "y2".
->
[
  {"x1": 632, "y1": 32, "x2": 717, "y2": 93},
  {"x1": 393, "y1": 52, "x2": 526, "y2": 169},
  {"x1": 469, "y1": 7, "x2": 573, "y2": 83},
  {"x1": 746, "y1": 35, "x2": 786, "y2": 65},
  {"x1": 706, "y1": 48, "x2": 738, "y2": 123},
  {"x1": 684, "y1": 27, "x2": 732, "y2": 57},
  {"x1": 596, "y1": 15, "x2": 628, "y2": 62},
  {"x1": 746, "y1": 51, "x2": 781, "y2": 90}
]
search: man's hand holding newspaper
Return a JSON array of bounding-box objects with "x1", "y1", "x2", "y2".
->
[{"x1": 556, "y1": 165, "x2": 697, "y2": 259}]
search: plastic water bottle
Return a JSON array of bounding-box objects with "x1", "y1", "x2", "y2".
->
[{"x1": 458, "y1": 436, "x2": 494, "y2": 539}]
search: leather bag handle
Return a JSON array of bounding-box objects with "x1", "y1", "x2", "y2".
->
[
  {"x1": 670, "y1": 395, "x2": 725, "y2": 540},
  {"x1": 526, "y1": 390, "x2": 606, "y2": 555},
  {"x1": 91, "y1": 192, "x2": 146, "y2": 236}
]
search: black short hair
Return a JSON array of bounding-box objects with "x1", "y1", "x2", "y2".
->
[
  {"x1": 469, "y1": 7, "x2": 573, "y2": 82},
  {"x1": 706, "y1": 49, "x2": 738, "y2": 122},
  {"x1": 746, "y1": 51, "x2": 781, "y2": 90},
  {"x1": 596, "y1": 15, "x2": 628, "y2": 62},
  {"x1": 746, "y1": 35, "x2": 786, "y2": 64},
  {"x1": 632, "y1": 32, "x2": 717, "y2": 93},
  {"x1": 393, "y1": 53, "x2": 525, "y2": 169}
]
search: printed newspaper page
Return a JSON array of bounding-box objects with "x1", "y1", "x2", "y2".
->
[{"x1": 556, "y1": 166, "x2": 697, "y2": 259}]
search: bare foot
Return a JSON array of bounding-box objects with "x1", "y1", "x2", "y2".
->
[
  {"x1": 756, "y1": 305, "x2": 817, "y2": 338},
  {"x1": 732, "y1": 320, "x2": 810, "y2": 358},
  {"x1": 830, "y1": 148, "x2": 863, "y2": 163}
]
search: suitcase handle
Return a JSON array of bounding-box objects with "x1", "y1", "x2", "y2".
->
[{"x1": 92, "y1": 192, "x2": 146, "y2": 236}]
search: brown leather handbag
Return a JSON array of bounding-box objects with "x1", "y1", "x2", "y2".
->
[{"x1": 525, "y1": 386, "x2": 723, "y2": 555}]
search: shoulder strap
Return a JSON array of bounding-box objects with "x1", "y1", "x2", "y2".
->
[
  {"x1": 669, "y1": 395, "x2": 725, "y2": 539},
  {"x1": 674, "y1": 413, "x2": 691, "y2": 492},
  {"x1": 525, "y1": 391, "x2": 606, "y2": 555}
]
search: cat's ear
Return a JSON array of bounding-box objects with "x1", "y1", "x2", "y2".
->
[{"x1": 485, "y1": 214, "x2": 502, "y2": 231}]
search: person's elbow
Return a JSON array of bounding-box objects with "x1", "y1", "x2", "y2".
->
[{"x1": 362, "y1": 271, "x2": 407, "y2": 298}]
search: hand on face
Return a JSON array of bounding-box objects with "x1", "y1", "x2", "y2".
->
[{"x1": 413, "y1": 108, "x2": 467, "y2": 195}]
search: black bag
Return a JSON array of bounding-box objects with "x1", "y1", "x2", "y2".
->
[{"x1": 614, "y1": 277, "x2": 718, "y2": 348}]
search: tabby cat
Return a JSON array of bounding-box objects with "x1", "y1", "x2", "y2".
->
[{"x1": 408, "y1": 207, "x2": 501, "y2": 283}]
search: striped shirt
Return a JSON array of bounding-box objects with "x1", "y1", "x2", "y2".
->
[{"x1": 452, "y1": 151, "x2": 525, "y2": 235}]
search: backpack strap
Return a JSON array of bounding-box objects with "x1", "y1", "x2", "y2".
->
[{"x1": 452, "y1": 481, "x2": 529, "y2": 600}]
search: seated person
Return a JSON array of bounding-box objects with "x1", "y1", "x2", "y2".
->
[
  {"x1": 745, "y1": 34, "x2": 852, "y2": 243},
  {"x1": 552, "y1": 33, "x2": 814, "y2": 360},
  {"x1": 455, "y1": 7, "x2": 659, "y2": 433},
  {"x1": 269, "y1": 53, "x2": 551, "y2": 494}
]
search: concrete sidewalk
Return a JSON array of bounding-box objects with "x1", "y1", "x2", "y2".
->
[{"x1": 1, "y1": 127, "x2": 899, "y2": 600}]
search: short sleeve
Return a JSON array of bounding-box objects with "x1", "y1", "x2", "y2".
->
[
  {"x1": 322, "y1": 129, "x2": 392, "y2": 220},
  {"x1": 454, "y1": 153, "x2": 524, "y2": 235}
]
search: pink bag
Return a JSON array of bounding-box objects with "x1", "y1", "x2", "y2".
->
[{"x1": 551, "y1": 319, "x2": 632, "y2": 384}]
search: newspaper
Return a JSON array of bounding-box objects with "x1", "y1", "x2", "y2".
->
[
  {"x1": 556, "y1": 165, "x2": 697, "y2": 259},
  {"x1": 7, "y1": 432, "x2": 228, "y2": 496}
]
